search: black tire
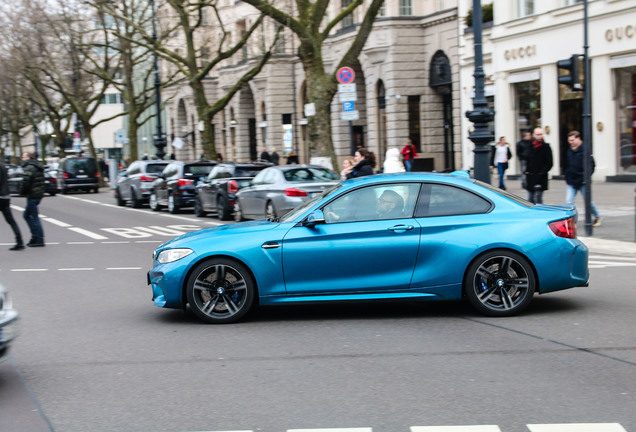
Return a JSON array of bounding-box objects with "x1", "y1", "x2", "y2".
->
[
  {"x1": 186, "y1": 258, "x2": 256, "y2": 324},
  {"x1": 149, "y1": 192, "x2": 161, "y2": 212},
  {"x1": 130, "y1": 189, "x2": 141, "y2": 208},
  {"x1": 168, "y1": 193, "x2": 179, "y2": 214},
  {"x1": 464, "y1": 250, "x2": 536, "y2": 317},
  {"x1": 49, "y1": 191, "x2": 57, "y2": 196},
  {"x1": 115, "y1": 188, "x2": 125, "y2": 206},
  {"x1": 194, "y1": 197, "x2": 206, "y2": 217},
  {"x1": 234, "y1": 200, "x2": 244, "y2": 222},
  {"x1": 265, "y1": 201, "x2": 276, "y2": 219},
  {"x1": 94, "y1": 188, "x2": 99, "y2": 193},
  {"x1": 217, "y1": 195, "x2": 231, "y2": 221}
]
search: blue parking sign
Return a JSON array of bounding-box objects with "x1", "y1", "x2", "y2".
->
[{"x1": 343, "y1": 101, "x2": 355, "y2": 112}]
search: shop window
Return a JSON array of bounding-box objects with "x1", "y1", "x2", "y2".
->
[
  {"x1": 616, "y1": 66, "x2": 636, "y2": 173},
  {"x1": 513, "y1": 80, "x2": 541, "y2": 140}
]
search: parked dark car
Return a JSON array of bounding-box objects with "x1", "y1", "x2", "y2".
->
[
  {"x1": 6, "y1": 164, "x2": 57, "y2": 196},
  {"x1": 57, "y1": 157, "x2": 100, "y2": 194},
  {"x1": 234, "y1": 165, "x2": 340, "y2": 221},
  {"x1": 115, "y1": 160, "x2": 170, "y2": 207},
  {"x1": 44, "y1": 166, "x2": 58, "y2": 196},
  {"x1": 149, "y1": 161, "x2": 217, "y2": 214},
  {"x1": 194, "y1": 162, "x2": 271, "y2": 220}
]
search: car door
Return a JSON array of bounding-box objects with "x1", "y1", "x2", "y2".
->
[
  {"x1": 281, "y1": 183, "x2": 422, "y2": 294},
  {"x1": 199, "y1": 166, "x2": 219, "y2": 211},
  {"x1": 155, "y1": 164, "x2": 173, "y2": 205},
  {"x1": 240, "y1": 168, "x2": 276, "y2": 218}
]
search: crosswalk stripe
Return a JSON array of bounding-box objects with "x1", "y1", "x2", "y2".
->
[
  {"x1": 288, "y1": 429, "x2": 372, "y2": 432},
  {"x1": 411, "y1": 427, "x2": 501, "y2": 432},
  {"x1": 527, "y1": 423, "x2": 627, "y2": 432}
]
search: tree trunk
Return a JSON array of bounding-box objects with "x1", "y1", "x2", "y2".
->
[{"x1": 304, "y1": 64, "x2": 338, "y2": 167}]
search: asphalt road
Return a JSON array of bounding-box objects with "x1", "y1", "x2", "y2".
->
[{"x1": 0, "y1": 190, "x2": 634, "y2": 432}]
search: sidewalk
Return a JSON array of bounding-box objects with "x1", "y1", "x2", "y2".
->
[{"x1": 501, "y1": 178, "x2": 636, "y2": 256}]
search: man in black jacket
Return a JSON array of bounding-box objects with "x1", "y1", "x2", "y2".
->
[
  {"x1": 524, "y1": 127, "x2": 553, "y2": 204},
  {"x1": 0, "y1": 162, "x2": 25, "y2": 250},
  {"x1": 21, "y1": 152, "x2": 46, "y2": 247},
  {"x1": 516, "y1": 130, "x2": 532, "y2": 189},
  {"x1": 565, "y1": 130, "x2": 601, "y2": 226}
]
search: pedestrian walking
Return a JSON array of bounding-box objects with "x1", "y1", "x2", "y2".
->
[
  {"x1": 401, "y1": 139, "x2": 418, "y2": 172},
  {"x1": 286, "y1": 151, "x2": 299, "y2": 164},
  {"x1": 524, "y1": 127, "x2": 553, "y2": 204},
  {"x1": 490, "y1": 136, "x2": 512, "y2": 190},
  {"x1": 346, "y1": 148, "x2": 376, "y2": 179},
  {"x1": 21, "y1": 152, "x2": 46, "y2": 247},
  {"x1": 383, "y1": 147, "x2": 406, "y2": 174},
  {"x1": 259, "y1": 148, "x2": 270, "y2": 162},
  {"x1": 0, "y1": 162, "x2": 25, "y2": 250},
  {"x1": 516, "y1": 130, "x2": 532, "y2": 189},
  {"x1": 270, "y1": 150, "x2": 280, "y2": 165},
  {"x1": 565, "y1": 130, "x2": 601, "y2": 226}
]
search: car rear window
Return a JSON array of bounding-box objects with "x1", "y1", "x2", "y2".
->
[
  {"x1": 283, "y1": 167, "x2": 338, "y2": 182},
  {"x1": 146, "y1": 164, "x2": 168, "y2": 174},
  {"x1": 65, "y1": 158, "x2": 96, "y2": 175},
  {"x1": 235, "y1": 167, "x2": 266, "y2": 177},
  {"x1": 184, "y1": 165, "x2": 215, "y2": 176}
]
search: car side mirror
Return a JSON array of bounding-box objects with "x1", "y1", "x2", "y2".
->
[{"x1": 304, "y1": 210, "x2": 325, "y2": 227}]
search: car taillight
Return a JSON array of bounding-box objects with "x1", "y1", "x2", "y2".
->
[
  {"x1": 95, "y1": 172, "x2": 100, "y2": 178},
  {"x1": 228, "y1": 180, "x2": 239, "y2": 194},
  {"x1": 50, "y1": 178, "x2": 57, "y2": 184},
  {"x1": 285, "y1": 188, "x2": 308, "y2": 197},
  {"x1": 178, "y1": 178, "x2": 194, "y2": 187},
  {"x1": 139, "y1": 175, "x2": 155, "y2": 182},
  {"x1": 549, "y1": 217, "x2": 577, "y2": 239},
  {"x1": 63, "y1": 173, "x2": 69, "y2": 179}
]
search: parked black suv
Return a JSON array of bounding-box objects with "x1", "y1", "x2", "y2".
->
[
  {"x1": 114, "y1": 160, "x2": 170, "y2": 207},
  {"x1": 194, "y1": 162, "x2": 271, "y2": 220},
  {"x1": 149, "y1": 161, "x2": 217, "y2": 214},
  {"x1": 57, "y1": 157, "x2": 100, "y2": 194}
]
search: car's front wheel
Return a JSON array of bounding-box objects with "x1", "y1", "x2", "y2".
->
[
  {"x1": 115, "y1": 188, "x2": 125, "y2": 206},
  {"x1": 186, "y1": 258, "x2": 256, "y2": 324},
  {"x1": 265, "y1": 201, "x2": 276, "y2": 219},
  {"x1": 234, "y1": 200, "x2": 244, "y2": 222},
  {"x1": 464, "y1": 250, "x2": 536, "y2": 317},
  {"x1": 194, "y1": 197, "x2": 206, "y2": 217},
  {"x1": 217, "y1": 195, "x2": 231, "y2": 221},
  {"x1": 149, "y1": 192, "x2": 160, "y2": 211}
]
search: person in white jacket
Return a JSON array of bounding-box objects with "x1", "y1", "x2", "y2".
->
[{"x1": 383, "y1": 147, "x2": 406, "y2": 173}]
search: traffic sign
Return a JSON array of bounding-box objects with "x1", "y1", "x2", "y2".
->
[
  {"x1": 338, "y1": 84, "x2": 356, "y2": 93},
  {"x1": 339, "y1": 91, "x2": 357, "y2": 103},
  {"x1": 342, "y1": 101, "x2": 355, "y2": 112},
  {"x1": 341, "y1": 110, "x2": 359, "y2": 121},
  {"x1": 336, "y1": 67, "x2": 355, "y2": 84}
]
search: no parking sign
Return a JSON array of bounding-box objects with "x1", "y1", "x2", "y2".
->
[{"x1": 336, "y1": 67, "x2": 355, "y2": 84}]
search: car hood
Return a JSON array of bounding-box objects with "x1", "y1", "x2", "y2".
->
[{"x1": 157, "y1": 219, "x2": 280, "y2": 249}]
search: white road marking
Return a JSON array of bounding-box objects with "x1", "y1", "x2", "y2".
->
[
  {"x1": 289, "y1": 429, "x2": 373, "y2": 432},
  {"x1": 39, "y1": 216, "x2": 72, "y2": 227},
  {"x1": 10, "y1": 269, "x2": 48, "y2": 272},
  {"x1": 412, "y1": 427, "x2": 501, "y2": 432},
  {"x1": 58, "y1": 268, "x2": 94, "y2": 271},
  {"x1": 527, "y1": 424, "x2": 627, "y2": 432},
  {"x1": 68, "y1": 227, "x2": 109, "y2": 240},
  {"x1": 106, "y1": 267, "x2": 142, "y2": 270}
]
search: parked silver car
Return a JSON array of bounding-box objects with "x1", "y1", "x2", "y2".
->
[
  {"x1": 114, "y1": 160, "x2": 170, "y2": 207},
  {"x1": 234, "y1": 165, "x2": 340, "y2": 220},
  {"x1": 0, "y1": 285, "x2": 19, "y2": 363}
]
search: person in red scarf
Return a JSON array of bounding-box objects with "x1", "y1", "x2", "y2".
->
[{"x1": 524, "y1": 127, "x2": 553, "y2": 204}]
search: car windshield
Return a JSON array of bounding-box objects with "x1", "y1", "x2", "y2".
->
[
  {"x1": 146, "y1": 164, "x2": 167, "y2": 174},
  {"x1": 184, "y1": 165, "x2": 215, "y2": 176},
  {"x1": 474, "y1": 180, "x2": 534, "y2": 207},
  {"x1": 279, "y1": 184, "x2": 342, "y2": 222},
  {"x1": 283, "y1": 167, "x2": 338, "y2": 182}
]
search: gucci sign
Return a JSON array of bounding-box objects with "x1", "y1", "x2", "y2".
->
[
  {"x1": 504, "y1": 45, "x2": 537, "y2": 61},
  {"x1": 605, "y1": 25, "x2": 635, "y2": 42}
]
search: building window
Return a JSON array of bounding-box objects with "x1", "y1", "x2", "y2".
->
[
  {"x1": 616, "y1": 66, "x2": 636, "y2": 174},
  {"x1": 517, "y1": 0, "x2": 534, "y2": 17},
  {"x1": 513, "y1": 80, "x2": 541, "y2": 141},
  {"x1": 564, "y1": 0, "x2": 583, "y2": 5},
  {"x1": 101, "y1": 93, "x2": 122, "y2": 104},
  {"x1": 342, "y1": 0, "x2": 354, "y2": 28},
  {"x1": 399, "y1": 0, "x2": 413, "y2": 16}
]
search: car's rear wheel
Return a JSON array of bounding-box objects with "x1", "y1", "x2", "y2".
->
[
  {"x1": 168, "y1": 194, "x2": 179, "y2": 214},
  {"x1": 234, "y1": 200, "x2": 244, "y2": 222},
  {"x1": 464, "y1": 250, "x2": 535, "y2": 317},
  {"x1": 149, "y1": 192, "x2": 160, "y2": 211},
  {"x1": 115, "y1": 188, "x2": 125, "y2": 206},
  {"x1": 186, "y1": 258, "x2": 255, "y2": 324},
  {"x1": 194, "y1": 197, "x2": 206, "y2": 217},
  {"x1": 217, "y1": 195, "x2": 231, "y2": 221},
  {"x1": 265, "y1": 201, "x2": 276, "y2": 219}
]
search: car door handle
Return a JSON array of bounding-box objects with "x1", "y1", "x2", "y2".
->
[
  {"x1": 261, "y1": 242, "x2": 280, "y2": 249},
  {"x1": 388, "y1": 225, "x2": 414, "y2": 232}
]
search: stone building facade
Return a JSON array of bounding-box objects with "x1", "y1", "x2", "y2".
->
[{"x1": 161, "y1": 0, "x2": 462, "y2": 172}]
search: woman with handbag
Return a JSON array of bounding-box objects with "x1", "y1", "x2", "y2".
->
[{"x1": 490, "y1": 136, "x2": 512, "y2": 190}]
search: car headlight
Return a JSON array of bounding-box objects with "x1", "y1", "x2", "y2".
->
[{"x1": 156, "y1": 248, "x2": 193, "y2": 264}]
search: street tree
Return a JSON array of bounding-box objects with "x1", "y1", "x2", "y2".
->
[
  {"x1": 108, "y1": 0, "x2": 280, "y2": 160},
  {"x1": 242, "y1": 0, "x2": 385, "y2": 167}
]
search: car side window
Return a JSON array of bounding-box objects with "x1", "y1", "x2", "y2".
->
[
  {"x1": 127, "y1": 162, "x2": 140, "y2": 175},
  {"x1": 323, "y1": 183, "x2": 420, "y2": 223},
  {"x1": 415, "y1": 183, "x2": 492, "y2": 217}
]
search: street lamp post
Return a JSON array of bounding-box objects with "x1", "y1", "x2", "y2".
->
[
  {"x1": 582, "y1": 0, "x2": 593, "y2": 236},
  {"x1": 465, "y1": 0, "x2": 494, "y2": 183},
  {"x1": 150, "y1": 0, "x2": 166, "y2": 160}
]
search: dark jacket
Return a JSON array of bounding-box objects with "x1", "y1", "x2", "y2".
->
[
  {"x1": 0, "y1": 163, "x2": 11, "y2": 197},
  {"x1": 21, "y1": 160, "x2": 46, "y2": 199},
  {"x1": 347, "y1": 159, "x2": 374, "y2": 179},
  {"x1": 565, "y1": 145, "x2": 595, "y2": 189},
  {"x1": 525, "y1": 141, "x2": 553, "y2": 192},
  {"x1": 516, "y1": 139, "x2": 532, "y2": 162}
]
